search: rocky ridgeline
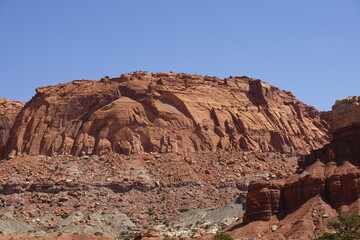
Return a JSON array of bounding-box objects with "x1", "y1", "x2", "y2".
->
[
  {"x1": 4, "y1": 71, "x2": 330, "y2": 157},
  {"x1": 234, "y1": 96, "x2": 360, "y2": 240}
]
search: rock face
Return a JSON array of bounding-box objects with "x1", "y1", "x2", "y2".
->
[
  {"x1": 331, "y1": 96, "x2": 360, "y2": 132},
  {"x1": 239, "y1": 97, "x2": 360, "y2": 239},
  {"x1": 4, "y1": 71, "x2": 330, "y2": 156},
  {"x1": 0, "y1": 98, "x2": 24, "y2": 155}
]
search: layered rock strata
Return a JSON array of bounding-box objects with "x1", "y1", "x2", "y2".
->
[
  {"x1": 331, "y1": 96, "x2": 360, "y2": 132},
  {"x1": 0, "y1": 98, "x2": 24, "y2": 155},
  {"x1": 243, "y1": 96, "x2": 360, "y2": 233},
  {"x1": 5, "y1": 71, "x2": 330, "y2": 156}
]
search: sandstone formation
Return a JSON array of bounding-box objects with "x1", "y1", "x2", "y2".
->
[
  {"x1": 0, "y1": 72, "x2": 335, "y2": 239},
  {"x1": 0, "y1": 98, "x2": 24, "y2": 155},
  {"x1": 5, "y1": 71, "x2": 330, "y2": 157},
  {"x1": 232, "y1": 97, "x2": 360, "y2": 239},
  {"x1": 331, "y1": 96, "x2": 360, "y2": 132}
]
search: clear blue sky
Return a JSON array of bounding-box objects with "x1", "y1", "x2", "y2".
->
[{"x1": 0, "y1": 1, "x2": 359, "y2": 110}]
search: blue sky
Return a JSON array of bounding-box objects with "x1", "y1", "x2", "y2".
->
[{"x1": 0, "y1": 1, "x2": 359, "y2": 110}]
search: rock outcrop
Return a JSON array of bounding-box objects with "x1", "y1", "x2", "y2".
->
[
  {"x1": 0, "y1": 98, "x2": 24, "y2": 155},
  {"x1": 237, "y1": 96, "x2": 360, "y2": 239},
  {"x1": 4, "y1": 71, "x2": 330, "y2": 157},
  {"x1": 331, "y1": 96, "x2": 360, "y2": 132}
]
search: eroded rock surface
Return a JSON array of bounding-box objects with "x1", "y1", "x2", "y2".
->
[
  {"x1": 331, "y1": 96, "x2": 360, "y2": 132},
  {"x1": 0, "y1": 72, "x2": 334, "y2": 239},
  {"x1": 5, "y1": 72, "x2": 330, "y2": 157},
  {"x1": 0, "y1": 98, "x2": 24, "y2": 155},
  {"x1": 232, "y1": 97, "x2": 360, "y2": 239}
]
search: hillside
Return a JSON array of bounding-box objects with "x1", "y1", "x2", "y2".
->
[
  {"x1": 0, "y1": 72, "x2": 332, "y2": 239},
  {"x1": 4, "y1": 71, "x2": 329, "y2": 158}
]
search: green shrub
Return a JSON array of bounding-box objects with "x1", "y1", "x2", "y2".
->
[
  {"x1": 314, "y1": 232, "x2": 341, "y2": 239},
  {"x1": 314, "y1": 211, "x2": 360, "y2": 240},
  {"x1": 212, "y1": 232, "x2": 233, "y2": 240}
]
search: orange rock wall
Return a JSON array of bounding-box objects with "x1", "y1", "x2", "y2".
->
[
  {"x1": 244, "y1": 121, "x2": 360, "y2": 223},
  {"x1": 5, "y1": 72, "x2": 330, "y2": 156},
  {"x1": 0, "y1": 98, "x2": 24, "y2": 155}
]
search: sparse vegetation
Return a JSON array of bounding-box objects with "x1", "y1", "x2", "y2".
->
[
  {"x1": 314, "y1": 211, "x2": 360, "y2": 240},
  {"x1": 219, "y1": 222, "x2": 227, "y2": 230},
  {"x1": 148, "y1": 208, "x2": 154, "y2": 215},
  {"x1": 212, "y1": 232, "x2": 233, "y2": 240},
  {"x1": 163, "y1": 220, "x2": 170, "y2": 227},
  {"x1": 116, "y1": 234, "x2": 132, "y2": 240},
  {"x1": 195, "y1": 220, "x2": 204, "y2": 226}
]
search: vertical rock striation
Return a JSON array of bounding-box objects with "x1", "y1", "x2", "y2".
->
[
  {"x1": 0, "y1": 98, "x2": 24, "y2": 155},
  {"x1": 243, "y1": 96, "x2": 360, "y2": 237},
  {"x1": 4, "y1": 72, "x2": 330, "y2": 157}
]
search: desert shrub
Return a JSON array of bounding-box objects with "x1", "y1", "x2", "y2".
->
[
  {"x1": 314, "y1": 232, "x2": 341, "y2": 239},
  {"x1": 314, "y1": 211, "x2": 360, "y2": 240},
  {"x1": 212, "y1": 232, "x2": 233, "y2": 240}
]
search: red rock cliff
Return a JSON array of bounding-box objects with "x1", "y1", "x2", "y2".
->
[
  {"x1": 241, "y1": 96, "x2": 360, "y2": 239},
  {"x1": 5, "y1": 71, "x2": 330, "y2": 156},
  {"x1": 0, "y1": 98, "x2": 24, "y2": 155}
]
